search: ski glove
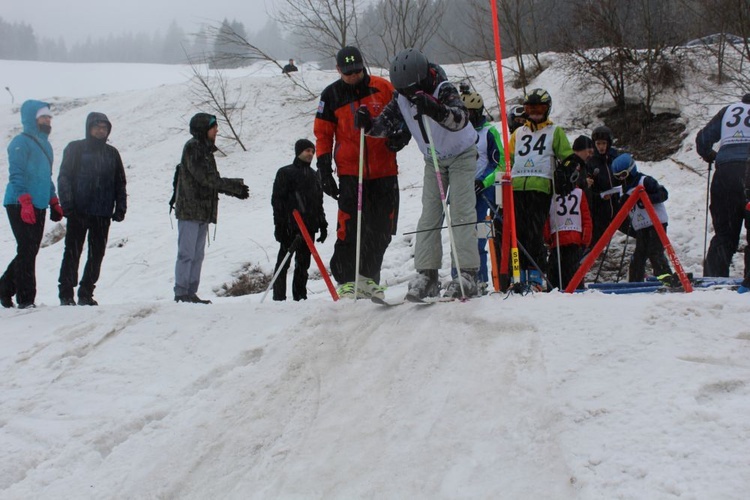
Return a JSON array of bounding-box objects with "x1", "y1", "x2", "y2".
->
[
  {"x1": 317, "y1": 227, "x2": 328, "y2": 243},
  {"x1": 354, "y1": 105, "x2": 372, "y2": 132},
  {"x1": 49, "y1": 197, "x2": 64, "y2": 222},
  {"x1": 317, "y1": 154, "x2": 339, "y2": 200},
  {"x1": 18, "y1": 194, "x2": 36, "y2": 225},
  {"x1": 474, "y1": 179, "x2": 486, "y2": 195},
  {"x1": 112, "y1": 210, "x2": 125, "y2": 222},
  {"x1": 274, "y1": 225, "x2": 294, "y2": 244},
  {"x1": 386, "y1": 126, "x2": 411, "y2": 152},
  {"x1": 412, "y1": 91, "x2": 448, "y2": 122},
  {"x1": 703, "y1": 150, "x2": 717, "y2": 163}
]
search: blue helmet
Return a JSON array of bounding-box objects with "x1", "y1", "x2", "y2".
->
[{"x1": 611, "y1": 153, "x2": 638, "y2": 179}]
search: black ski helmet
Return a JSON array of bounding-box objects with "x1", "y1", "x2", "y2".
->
[
  {"x1": 591, "y1": 125, "x2": 614, "y2": 149},
  {"x1": 523, "y1": 88, "x2": 552, "y2": 121},
  {"x1": 389, "y1": 48, "x2": 430, "y2": 93}
]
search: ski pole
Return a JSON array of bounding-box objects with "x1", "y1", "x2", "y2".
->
[
  {"x1": 615, "y1": 233, "x2": 629, "y2": 283},
  {"x1": 354, "y1": 125, "x2": 365, "y2": 300},
  {"x1": 261, "y1": 235, "x2": 301, "y2": 303},
  {"x1": 551, "y1": 168, "x2": 563, "y2": 290},
  {"x1": 702, "y1": 160, "x2": 712, "y2": 272},
  {"x1": 423, "y1": 117, "x2": 466, "y2": 298}
]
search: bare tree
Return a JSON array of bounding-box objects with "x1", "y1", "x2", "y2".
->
[
  {"x1": 560, "y1": 0, "x2": 685, "y2": 119},
  {"x1": 203, "y1": 23, "x2": 317, "y2": 99},
  {"x1": 185, "y1": 55, "x2": 248, "y2": 151},
  {"x1": 272, "y1": 0, "x2": 360, "y2": 59},
  {"x1": 361, "y1": 0, "x2": 446, "y2": 68}
]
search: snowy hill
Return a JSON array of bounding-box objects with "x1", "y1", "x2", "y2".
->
[{"x1": 1, "y1": 58, "x2": 749, "y2": 499}]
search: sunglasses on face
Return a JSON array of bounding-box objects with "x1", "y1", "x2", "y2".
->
[{"x1": 342, "y1": 68, "x2": 363, "y2": 76}]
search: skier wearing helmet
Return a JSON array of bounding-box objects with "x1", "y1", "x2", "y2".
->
[
  {"x1": 460, "y1": 91, "x2": 504, "y2": 288},
  {"x1": 610, "y1": 154, "x2": 675, "y2": 285},
  {"x1": 508, "y1": 88, "x2": 574, "y2": 291},
  {"x1": 355, "y1": 48, "x2": 479, "y2": 300}
]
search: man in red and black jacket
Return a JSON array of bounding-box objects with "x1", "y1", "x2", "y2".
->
[{"x1": 314, "y1": 46, "x2": 408, "y2": 297}]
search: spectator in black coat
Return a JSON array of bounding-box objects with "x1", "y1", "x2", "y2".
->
[
  {"x1": 271, "y1": 139, "x2": 328, "y2": 301},
  {"x1": 586, "y1": 125, "x2": 622, "y2": 247},
  {"x1": 57, "y1": 112, "x2": 127, "y2": 306}
]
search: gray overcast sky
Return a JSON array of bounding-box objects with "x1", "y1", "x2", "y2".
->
[{"x1": 3, "y1": 0, "x2": 271, "y2": 44}]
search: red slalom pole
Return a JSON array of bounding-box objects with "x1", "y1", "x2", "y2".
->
[
  {"x1": 293, "y1": 209, "x2": 339, "y2": 301},
  {"x1": 489, "y1": 0, "x2": 520, "y2": 288}
]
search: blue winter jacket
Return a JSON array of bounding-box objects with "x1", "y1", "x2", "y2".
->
[
  {"x1": 695, "y1": 100, "x2": 750, "y2": 166},
  {"x1": 3, "y1": 99, "x2": 56, "y2": 209}
]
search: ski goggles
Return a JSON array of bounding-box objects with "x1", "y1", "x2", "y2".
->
[{"x1": 613, "y1": 170, "x2": 630, "y2": 180}]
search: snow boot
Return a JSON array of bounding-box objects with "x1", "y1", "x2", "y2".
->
[
  {"x1": 444, "y1": 269, "x2": 479, "y2": 299},
  {"x1": 406, "y1": 269, "x2": 440, "y2": 300},
  {"x1": 356, "y1": 276, "x2": 386, "y2": 300}
]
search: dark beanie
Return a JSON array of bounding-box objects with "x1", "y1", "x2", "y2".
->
[
  {"x1": 295, "y1": 139, "x2": 315, "y2": 157},
  {"x1": 572, "y1": 135, "x2": 594, "y2": 151}
]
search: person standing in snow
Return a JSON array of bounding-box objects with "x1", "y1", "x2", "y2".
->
[
  {"x1": 508, "y1": 88, "x2": 574, "y2": 291},
  {"x1": 314, "y1": 46, "x2": 402, "y2": 300},
  {"x1": 356, "y1": 48, "x2": 479, "y2": 300},
  {"x1": 544, "y1": 166, "x2": 592, "y2": 290},
  {"x1": 460, "y1": 91, "x2": 504, "y2": 287},
  {"x1": 56, "y1": 112, "x2": 127, "y2": 306},
  {"x1": 172, "y1": 113, "x2": 249, "y2": 304},
  {"x1": 282, "y1": 59, "x2": 298, "y2": 75},
  {"x1": 586, "y1": 125, "x2": 622, "y2": 248},
  {"x1": 695, "y1": 94, "x2": 750, "y2": 280},
  {"x1": 742, "y1": 158, "x2": 750, "y2": 293},
  {"x1": 0, "y1": 100, "x2": 62, "y2": 309},
  {"x1": 271, "y1": 139, "x2": 327, "y2": 301},
  {"x1": 611, "y1": 154, "x2": 675, "y2": 284}
]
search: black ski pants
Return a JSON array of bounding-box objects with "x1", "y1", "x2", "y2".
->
[
  {"x1": 513, "y1": 190, "x2": 552, "y2": 273},
  {"x1": 548, "y1": 244, "x2": 584, "y2": 291},
  {"x1": 58, "y1": 214, "x2": 111, "y2": 300},
  {"x1": 705, "y1": 162, "x2": 746, "y2": 277},
  {"x1": 273, "y1": 236, "x2": 312, "y2": 301},
  {"x1": 629, "y1": 224, "x2": 672, "y2": 282},
  {"x1": 330, "y1": 175, "x2": 399, "y2": 284},
  {"x1": 0, "y1": 205, "x2": 46, "y2": 306}
]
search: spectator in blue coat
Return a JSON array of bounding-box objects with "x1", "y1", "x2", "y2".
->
[
  {"x1": 57, "y1": 112, "x2": 127, "y2": 306},
  {"x1": 0, "y1": 99, "x2": 62, "y2": 309}
]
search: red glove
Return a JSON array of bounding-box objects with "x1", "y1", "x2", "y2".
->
[
  {"x1": 18, "y1": 194, "x2": 36, "y2": 225},
  {"x1": 50, "y1": 197, "x2": 64, "y2": 222}
]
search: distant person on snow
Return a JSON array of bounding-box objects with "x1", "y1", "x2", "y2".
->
[
  {"x1": 271, "y1": 139, "x2": 327, "y2": 301},
  {"x1": 56, "y1": 112, "x2": 127, "y2": 306},
  {"x1": 356, "y1": 47, "x2": 480, "y2": 300},
  {"x1": 695, "y1": 93, "x2": 750, "y2": 281},
  {"x1": 314, "y1": 46, "x2": 402, "y2": 300},
  {"x1": 282, "y1": 58, "x2": 298, "y2": 75},
  {"x1": 172, "y1": 113, "x2": 249, "y2": 304},
  {"x1": 611, "y1": 154, "x2": 675, "y2": 285},
  {"x1": 0, "y1": 100, "x2": 62, "y2": 309}
]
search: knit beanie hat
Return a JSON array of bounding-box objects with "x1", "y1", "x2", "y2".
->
[
  {"x1": 572, "y1": 135, "x2": 594, "y2": 151},
  {"x1": 295, "y1": 138, "x2": 315, "y2": 157}
]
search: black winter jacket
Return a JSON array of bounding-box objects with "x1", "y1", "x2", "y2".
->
[
  {"x1": 271, "y1": 157, "x2": 327, "y2": 234},
  {"x1": 57, "y1": 112, "x2": 127, "y2": 218}
]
